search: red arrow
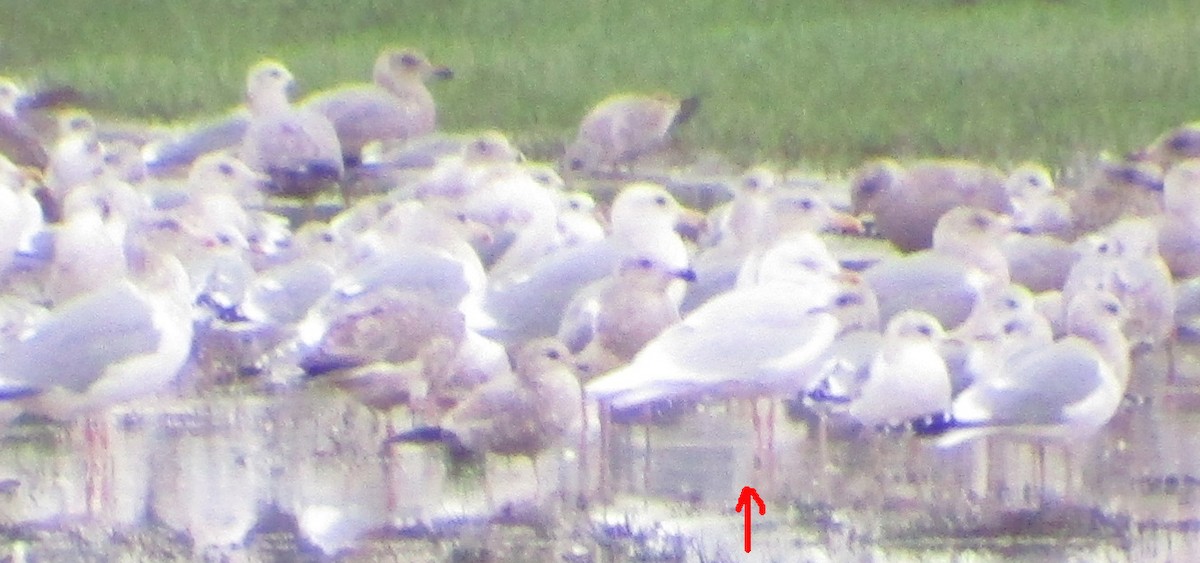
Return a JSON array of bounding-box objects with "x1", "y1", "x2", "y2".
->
[{"x1": 734, "y1": 486, "x2": 766, "y2": 553}]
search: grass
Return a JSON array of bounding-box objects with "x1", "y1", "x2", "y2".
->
[{"x1": 2, "y1": 0, "x2": 1199, "y2": 170}]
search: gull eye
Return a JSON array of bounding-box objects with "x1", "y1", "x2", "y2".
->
[
  {"x1": 1002, "y1": 320, "x2": 1021, "y2": 335},
  {"x1": 1104, "y1": 301, "x2": 1120, "y2": 315},
  {"x1": 216, "y1": 233, "x2": 232, "y2": 246},
  {"x1": 916, "y1": 324, "x2": 933, "y2": 337},
  {"x1": 399, "y1": 53, "x2": 421, "y2": 68},
  {"x1": 545, "y1": 348, "x2": 561, "y2": 360},
  {"x1": 1097, "y1": 242, "x2": 1110, "y2": 254},
  {"x1": 218, "y1": 162, "x2": 235, "y2": 177},
  {"x1": 320, "y1": 232, "x2": 334, "y2": 243},
  {"x1": 797, "y1": 198, "x2": 815, "y2": 210},
  {"x1": 636, "y1": 258, "x2": 654, "y2": 269},
  {"x1": 1003, "y1": 297, "x2": 1019, "y2": 310},
  {"x1": 653, "y1": 195, "x2": 668, "y2": 207}
]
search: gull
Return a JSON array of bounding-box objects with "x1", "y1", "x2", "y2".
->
[
  {"x1": 43, "y1": 111, "x2": 107, "y2": 208},
  {"x1": 1002, "y1": 217, "x2": 1078, "y2": 294},
  {"x1": 142, "y1": 112, "x2": 250, "y2": 176},
  {"x1": 297, "y1": 287, "x2": 466, "y2": 389},
  {"x1": 584, "y1": 232, "x2": 842, "y2": 490},
  {"x1": 586, "y1": 232, "x2": 842, "y2": 411},
  {"x1": 864, "y1": 206, "x2": 1011, "y2": 329},
  {"x1": 554, "y1": 191, "x2": 605, "y2": 248},
  {"x1": 44, "y1": 203, "x2": 129, "y2": 304},
  {"x1": 916, "y1": 289, "x2": 1129, "y2": 503},
  {"x1": 699, "y1": 166, "x2": 780, "y2": 250},
  {"x1": 1156, "y1": 158, "x2": 1200, "y2": 279},
  {"x1": 1063, "y1": 217, "x2": 1175, "y2": 350},
  {"x1": 303, "y1": 47, "x2": 453, "y2": 164},
  {"x1": 1006, "y1": 162, "x2": 1073, "y2": 239},
  {"x1": 850, "y1": 158, "x2": 1011, "y2": 251},
  {"x1": 802, "y1": 278, "x2": 884, "y2": 412},
  {"x1": 342, "y1": 200, "x2": 494, "y2": 330},
  {"x1": 0, "y1": 156, "x2": 44, "y2": 275},
  {"x1": 846, "y1": 311, "x2": 952, "y2": 427},
  {"x1": 384, "y1": 338, "x2": 583, "y2": 505},
  {"x1": 1, "y1": 246, "x2": 194, "y2": 418},
  {"x1": 0, "y1": 77, "x2": 48, "y2": 169},
  {"x1": 183, "y1": 152, "x2": 271, "y2": 209},
  {"x1": 483, "y1": 182, "x2": 697, "y2": 344},
  {"x1": 562, "y1": 252, "x2": 696, "y2": 380},
  {"x1": 240, "y1": 60, "x2": 343, "y2": 205},
  {"x1": 1133, "y1": 121, "x2": 1200, "y2": 171},
  {"x1": 923, "y1": 289, "x2": 1130, "y2": 448},
  {"x1": 410, "y1": 130, "x2": 523, "y2": 202},
  {"x1": 561, "y1": 92, "x2": 700, "y2": 175},
  {"x1": 1067, "y1": 157, "x2": 1163, "y2": 234},
  {"x1": 947, "y1": 284, "x2": 1055, "y2": 394}
]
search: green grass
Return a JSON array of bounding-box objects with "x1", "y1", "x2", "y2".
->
[{"x1": 2, "y1": 0, "x2": 1199, "y2": 170}]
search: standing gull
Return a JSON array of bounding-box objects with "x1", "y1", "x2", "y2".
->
[{"x1": 384, "y1": 338, "x2": 583, "y2": 505}]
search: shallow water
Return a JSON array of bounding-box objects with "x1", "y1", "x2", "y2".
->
[{"x1": 2, "y1": 349, "x2": 1200, "y2": 562}]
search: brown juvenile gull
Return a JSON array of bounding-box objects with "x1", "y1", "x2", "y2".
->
[
  {"x1": 850, "y1": 158, "x2": 1011, "y2": 252},
  {"x1": 303, "y1": 47, "x2": 453, "y2": 164},
  {"x1": 561, "y1": 92, "x2": 699, "y2": 175},
  {"x1": 383, "y1": 338, "x2": 583, "y2": 503}
]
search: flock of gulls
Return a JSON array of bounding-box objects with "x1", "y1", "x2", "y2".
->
[{"x1": 2, "y1": 45, "x2": 1200, "y2": 511}]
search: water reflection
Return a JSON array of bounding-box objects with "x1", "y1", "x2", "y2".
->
[{"x1": 2, "y1": 365, "x2": 1200, "y2": 560}]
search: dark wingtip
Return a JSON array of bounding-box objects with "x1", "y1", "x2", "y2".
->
[
  {"x1": 0, "y1": 386, "x2": 40, "y2": 401},
  {"x1": 382, "y1": 426, "x2": 472, "y2": 459},
  {"x1": 298, "y1": 354, "x2": 361, "y2": 377},
  {"x1": 307, "y1": 161, "x2": 344, "y2": 183},
  {"x1": 910, "y1": 411, "x2": 956, "y2": 436},
  {"x1": 385, "y1": 426, "x2": 456, "y2": 445},
  {"x1": 671, "y1": 96, "x2": 701, "y2": 129}
]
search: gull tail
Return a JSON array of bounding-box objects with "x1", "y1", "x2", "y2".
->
[{"x1": 671, "y1": 96, "x2": 701, "y2": 130}]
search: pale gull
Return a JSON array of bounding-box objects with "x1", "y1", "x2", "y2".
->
[
  {"x1": 586, "y1": 232, "x2": 841, "y2": 410},
  {"x1": 2, "y1": 247, "x2": 193, "y2": 418},
  {"x1": 1063, "y1": 217, "x2": 1175, "y2": 350},
  {"x1": 847, "y1": 311, "x2": 951, "y2": 427},
  {"x1": 925, "y1": 289, "x2": 1130, "y2": 447},
  {"x1": 483, "y1": 182, "x2": 697, "y2": 344},
  {"x1": 863, "y1": 206, "x2": 1011, "y2": 329},
  {"x1": 240, "y1": 60, "x2": 344, "y2": 203}
]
